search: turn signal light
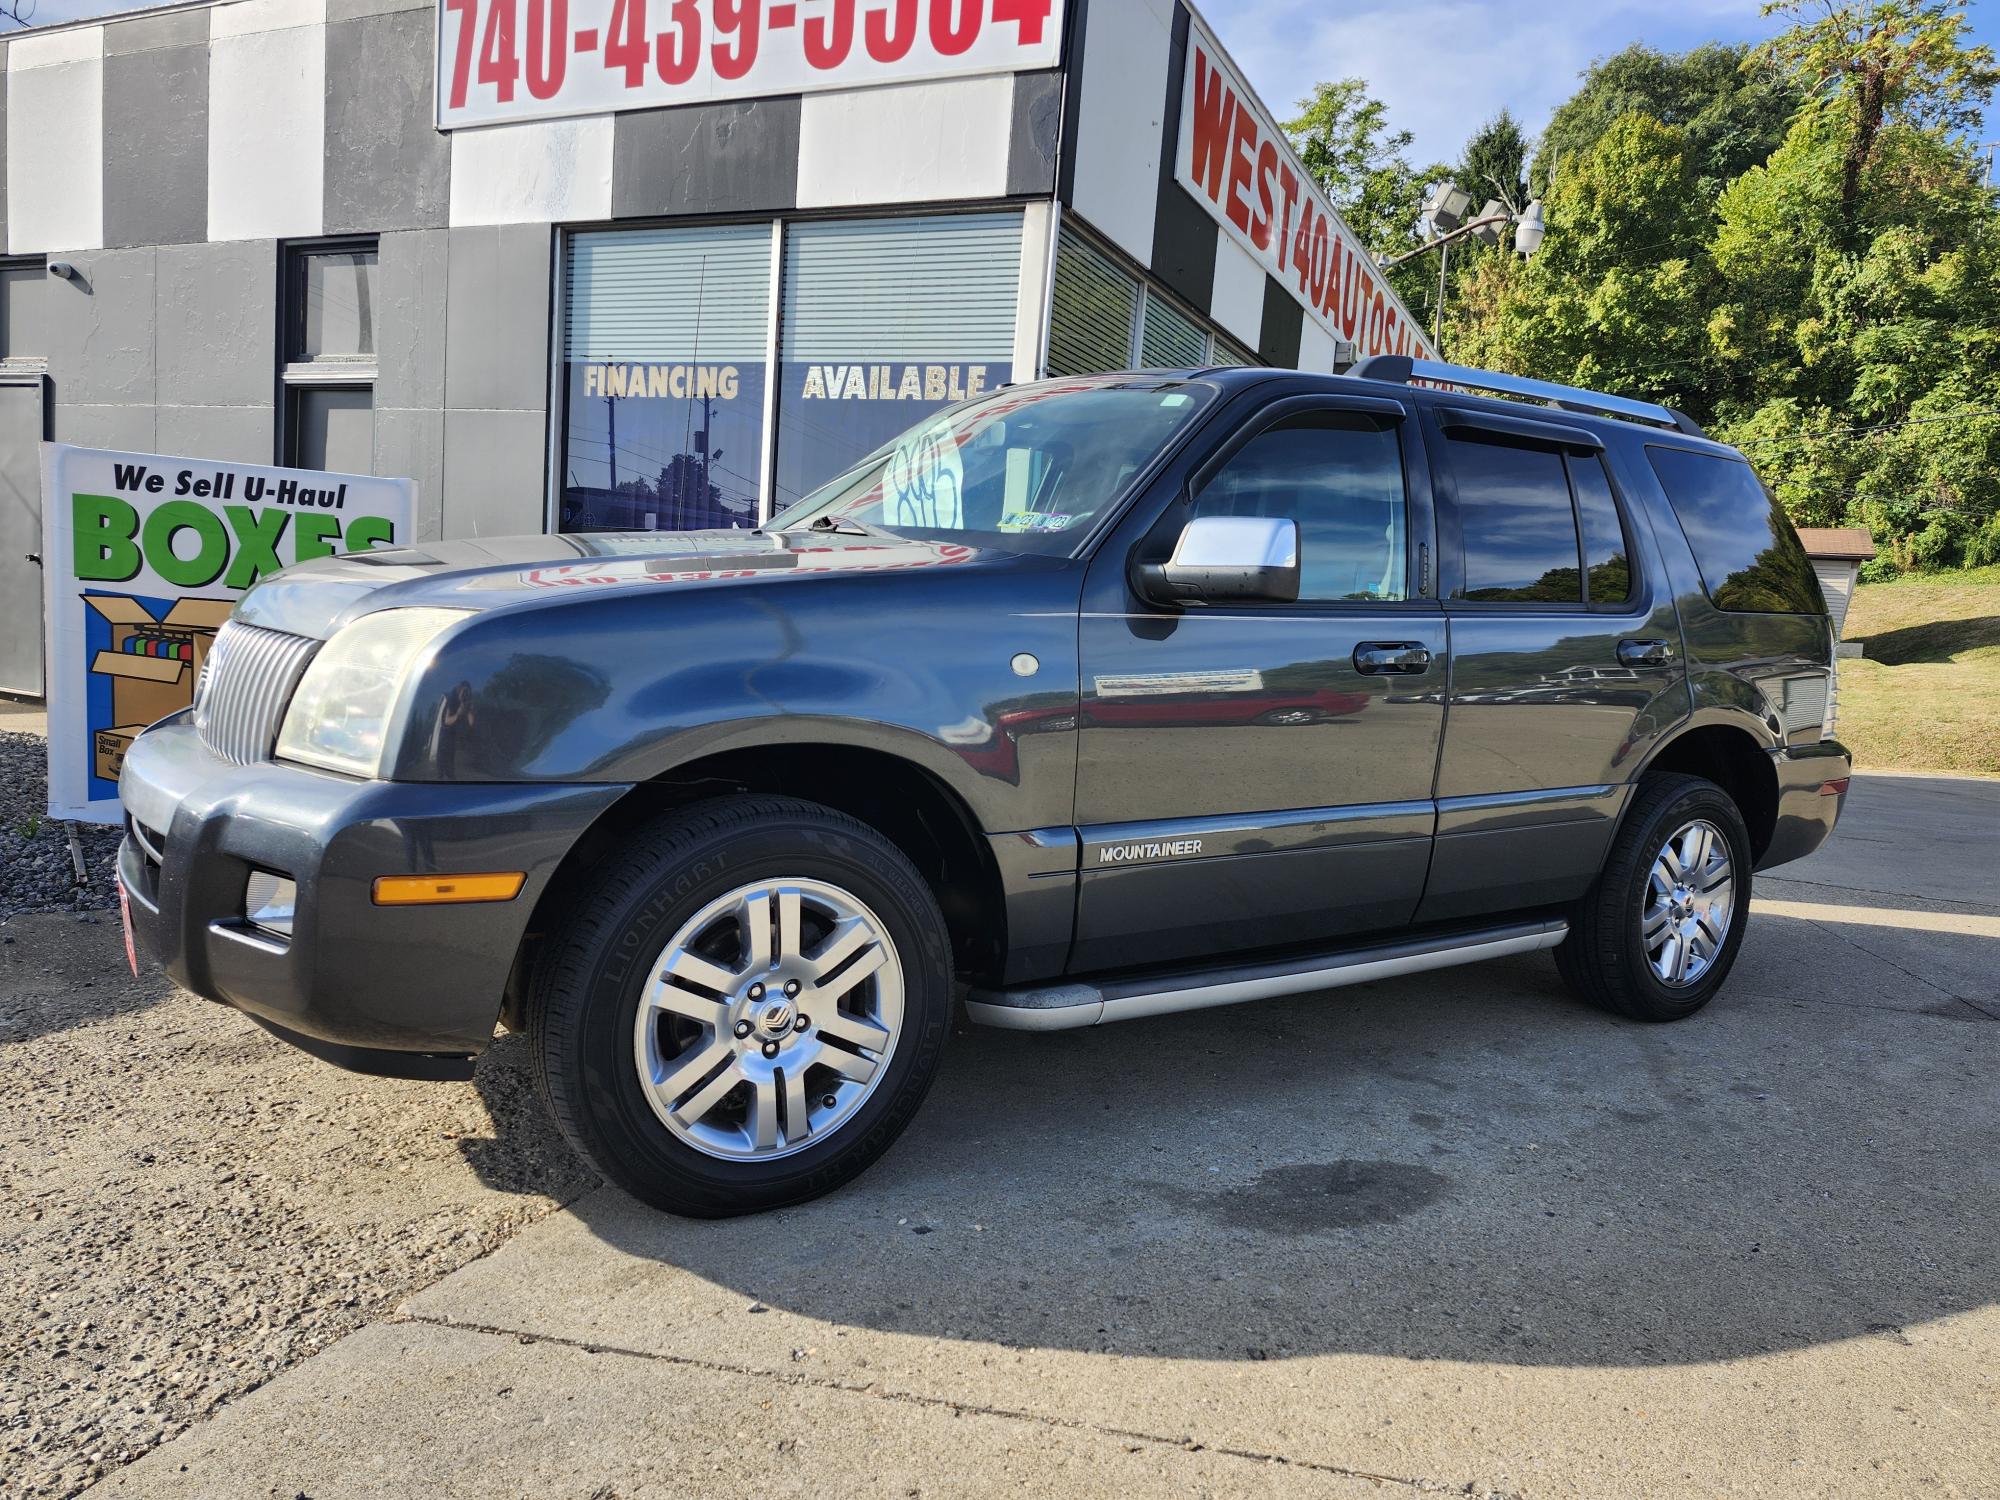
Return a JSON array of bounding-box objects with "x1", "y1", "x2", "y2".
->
[{"x1": 372, "y1": 872, "x2": 526, "y2": 905}]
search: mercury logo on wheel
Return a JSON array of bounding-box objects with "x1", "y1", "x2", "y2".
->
[{"x1": 1097, "y1": 838, "x2": 1204, "y2": 865}]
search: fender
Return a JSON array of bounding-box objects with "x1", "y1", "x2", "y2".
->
[{"x1": 383, "y1": 567, "x2": 1086, "y2": 839}]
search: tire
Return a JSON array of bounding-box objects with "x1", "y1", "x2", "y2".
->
[
  {"x1": 527, "y1": 794, "x2": 952, "y2": 1217},
  {"x1": 1555, "y1": 773, "x2": 1752, "y2": 1022}
]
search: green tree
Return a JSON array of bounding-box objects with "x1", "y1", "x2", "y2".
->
[
  {"x1": 1449, "y1": 114, "x2": 1719, "y2": 418},
  {"x1": 1531, "y1": 42, "x2": 1800, "y2": 200},
  {"x1": 1712, "y1": 1, "x2": 2000, "y2": 568},
  {"x1": 1284, "y1": 79, "x2": 1449, "y2": 320},
  {"x1": 1458, "y1": 110, "x2": 1532, "y2": 214},
  {"x1": 1754, "y1": 0, "x2": 1998, "y2": 217}
]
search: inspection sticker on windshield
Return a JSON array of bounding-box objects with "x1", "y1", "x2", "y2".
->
[{"x1": 998, "y1": 511, "x2": 1078, "y2": 534}]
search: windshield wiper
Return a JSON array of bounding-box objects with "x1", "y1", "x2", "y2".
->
[{"x1": 799, "y1": 514, "x2": 895, "y2": 538}]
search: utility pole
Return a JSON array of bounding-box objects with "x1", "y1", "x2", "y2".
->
[
  {"x1": 605, "y1": 393, "x2": 617, "y2": 493},
  {"x1": 1434, "y1": 240, "x2": 1450, "y2": 348}
]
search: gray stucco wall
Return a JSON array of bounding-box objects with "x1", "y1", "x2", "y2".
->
[
  {"x1": 13, "y1": 0, "x2": 1064, "y2": 552},
  {"x1": 323, "y1": 6, "x2": 450, "y2": 234},
  {"x1": 0, "y1": 43, "x2": 9, "y2": 253},
  {"x1": 440, "y1": 222, "x2": 551, "y2": 538}
]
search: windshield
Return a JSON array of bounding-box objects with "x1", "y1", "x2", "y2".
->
[{"x1": 768, "y1": 375, "x2": 1216, "y2": 555}]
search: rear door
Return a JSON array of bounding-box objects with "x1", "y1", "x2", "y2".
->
[
  {"x1": 1417, "y1": 406, "x2": 1687, "y2": 923},
  {"x1": 1069, "y1": 391, "x2": 1447, "y2": 972}
]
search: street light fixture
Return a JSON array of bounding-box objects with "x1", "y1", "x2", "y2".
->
[
  {"x1": 1383, "y1": 179, "x2": 1546, "y2": 351},
  {"x1": 1513, "y1": 198, "x2": 1546, "y2": 256},
  {"x1": 1422, "y1": 180, "x2": 1474, "y2": 233}
]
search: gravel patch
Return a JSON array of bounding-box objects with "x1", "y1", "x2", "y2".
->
[
  {"x1": 0, "y1": 731, "x2": 121, "y2": 918},
  {"x1": 0, "y1": 913, "x2": 598, "y2": 1499}
]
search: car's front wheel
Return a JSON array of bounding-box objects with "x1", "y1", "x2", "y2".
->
[
  {"x1": 529, "y1": 795, "x2": 952, "y2": 1217},
  {"x1": 1556, "y1": 773, "x2": 1752, "y2": 1022}
]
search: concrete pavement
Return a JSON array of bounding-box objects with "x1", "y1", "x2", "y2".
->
[{"x1": 94, "y1": 773, "x2": 2000, "y2": 1498}]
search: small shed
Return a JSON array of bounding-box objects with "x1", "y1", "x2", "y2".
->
[{"x1": 1795, "y1": 527, "x2": 1877, "y2": 650}]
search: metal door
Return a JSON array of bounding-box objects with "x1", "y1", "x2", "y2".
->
[
  {"x1": 0, "y1": 374, "x2": 46, "y2": 696},
  {"x1": 1416, "y1": 408, "x2": 1688, "y2": 923},
  {"x1": 1070, "y1": 393, "x2": 1447, "y2": 973}
]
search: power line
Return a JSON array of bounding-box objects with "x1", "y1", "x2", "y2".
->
[{"x1": 1733, "y1": 404, "x2": 2000, "y2": 450}]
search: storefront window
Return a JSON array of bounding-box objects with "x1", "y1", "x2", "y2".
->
[
  {"x1": 1045, "y1": 224, "x2": 1255, "y2": 376},
  {"x1": 1138, "y1": 288, "x2": 1208, "y2": 369},
  {"x1": 561, "y1": 226, "x2": 772, "y2": 532},
  {"x1": 772, "y1": 213, "x2": 1023, "y2": 511},
  {"x1": 1046, "y1": 228, "x2": 1137, "y2": 376}
]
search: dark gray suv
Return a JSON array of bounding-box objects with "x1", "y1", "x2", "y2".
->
[{"x1": 117, "y1": 357, "x2": 1851, "y2": 1216}]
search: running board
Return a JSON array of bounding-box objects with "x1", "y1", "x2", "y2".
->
[{"x1": 963, "y1": 919, "x2": 1568, "y2": 1031}]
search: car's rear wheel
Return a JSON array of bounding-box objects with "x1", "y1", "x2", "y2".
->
[
  {"x1": 529, "y1": 795, "x2": 951, "y2": 1217},
  {"x1": 1555, "y1": 773, "x2": 1751, "y2": 1022}
]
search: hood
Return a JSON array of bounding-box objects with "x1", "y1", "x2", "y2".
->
[{"x1": 232, "y1": 529, "x2": 1002, "y2": 639}]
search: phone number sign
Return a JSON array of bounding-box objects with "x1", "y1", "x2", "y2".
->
[{"x1": 437, "y1": 0, "x2": 1065, "y2": 128}]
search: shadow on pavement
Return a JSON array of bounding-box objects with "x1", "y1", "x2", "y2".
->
[
  {"x1": 515, "y1": 924, "x2": 1999, "y2": 1370},
  {"x1": 459, "y1": 1030, "x2": 602, "y2": 1201}
]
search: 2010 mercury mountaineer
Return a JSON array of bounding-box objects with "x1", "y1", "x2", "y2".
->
[{"x1": 118, "y1": 357, "x2": 1851, "y2": 1217}]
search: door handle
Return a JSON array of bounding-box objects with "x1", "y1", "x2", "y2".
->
[
  {"x1": 1354, "y1": 642, "x2": 1432, "y2": 674},
  {"x1": 1617, "y1": 638, "x2": 1675, "y2": 666}
]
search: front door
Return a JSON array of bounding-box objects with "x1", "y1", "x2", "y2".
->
[
  {"x1": 0, "y1": 375, "x2": 46, "y2": 696},
  {"x1": 1415, "y1": 407, "x2": 1688, "y2": 923},
  {"x1": 1070, "y1": 393, "x2": 1447, "y2": 973}
]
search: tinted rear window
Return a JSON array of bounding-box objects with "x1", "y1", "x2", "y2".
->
[
  {"x1": 1569, "y1": 454, "x2": 1632, "y2": 604},
  {"x1": 1450, "y1": 436, "x2": 1581, "y2": 602},
  {"x1": 1647, "y1": 447, "x2": 1823, "y2": 614}
]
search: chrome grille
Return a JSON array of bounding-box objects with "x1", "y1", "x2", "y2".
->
[{"x1": 195, "y1": 621, "x2": 320, "y2": 764}]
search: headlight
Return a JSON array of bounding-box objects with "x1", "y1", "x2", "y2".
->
[{"x1": 275, "y1": 608, "x2": 469, "y2": 777}]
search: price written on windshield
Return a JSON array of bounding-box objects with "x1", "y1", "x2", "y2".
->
[{"x1": 436, "y1": 0, "x2": 1065, "y2": 127}]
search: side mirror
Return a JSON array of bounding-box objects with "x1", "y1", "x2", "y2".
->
[{"x1": 1137, "y1": 515, "x2": 1300, "y2": 605}]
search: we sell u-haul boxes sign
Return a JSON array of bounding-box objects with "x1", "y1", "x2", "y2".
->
[
  {"x1": 84, "y1": 595, "x2": 235, "y2": 783},
  {"x1": 41, "y1": 444, "x2": 415, "y2": 823}
]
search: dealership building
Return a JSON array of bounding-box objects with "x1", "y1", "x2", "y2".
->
[{"x1": 0, "y1": 0, "x2": 1433, "y2": 696}]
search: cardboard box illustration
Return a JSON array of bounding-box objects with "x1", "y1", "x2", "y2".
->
[{"x1": 84, "y1": 595, "x2": 234, "y2": 782}]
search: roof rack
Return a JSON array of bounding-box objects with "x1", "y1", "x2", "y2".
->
[{"x1": 1349, "y1": 354, "x2": 1707, "y2": 437}]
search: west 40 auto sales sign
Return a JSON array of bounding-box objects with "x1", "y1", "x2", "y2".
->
[
  {"x1": 1174, "y1": 17, "x2": 1435, "y2": 362},
  {"x1": 438, "y1": 0, "x2": 1064, "y2": 127}
]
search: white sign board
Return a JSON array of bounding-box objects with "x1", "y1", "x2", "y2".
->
[
  {"x1": 436, "y1": 0, "x2": 1066, "y2": 129},
  {"x1": 40, "y1": 444, "x2": 416, "y2": 823},
  {"x1": 1173, "y1": 16, "x2": 1435, "y2": 363}
]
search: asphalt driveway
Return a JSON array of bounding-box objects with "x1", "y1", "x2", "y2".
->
[{"x1": 7, "y1": 772, "x2": 1995, "y2": 1498}]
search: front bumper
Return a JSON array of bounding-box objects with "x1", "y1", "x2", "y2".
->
[
  {"x1": 1757, "y1": 739, "x2": 1853, "y2": 871},
  {"x1": 118, "y1": 714, "x2": 628, "y2": 1075}
]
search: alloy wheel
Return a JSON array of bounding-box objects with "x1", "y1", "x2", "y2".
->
[
  {"x1": 633, "y1": 878, "x2": 904, "y2": 1161},
  {"x1": 1642, "y1": 817, "x2": 1735, "y2": 988}
]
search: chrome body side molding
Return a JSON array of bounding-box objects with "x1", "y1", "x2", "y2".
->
[{"x1": 963, "y1": 919, "x2": 1569, "y2": 1031}]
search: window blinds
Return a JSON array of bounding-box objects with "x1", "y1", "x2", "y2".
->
[
  {"x1": 1137, "y1": 287, "x2": 1209, "y2": 369},
  {"x1": 564, "y1": 225, "x2": 773, "y2": 362},
  {"x1": 781, "y1": 213, "x2": 1023, "y2": 362},
  {"x1": 1046, "y1": 225, "x2": 1138, "y2": 376}
]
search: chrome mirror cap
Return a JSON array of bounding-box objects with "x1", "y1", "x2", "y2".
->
[{"x1": 1143, "y1": 515, "x2": 1301, "y2": 605}]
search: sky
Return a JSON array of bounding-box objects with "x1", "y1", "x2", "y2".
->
[
  {"x1": 6, "y1": 0, "x2": 1996, "y2": 172},
  {"x1": 1199, "y1": 0, "x2": 1996, "y2": 169}
]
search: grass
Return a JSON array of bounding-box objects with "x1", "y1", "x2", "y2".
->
[{"x1": 1836, "y1": 564, "x2": 2000, "y2": 775}]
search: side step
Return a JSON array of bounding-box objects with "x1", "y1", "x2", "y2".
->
[{"x1": 963, "y1": 919, "x2": 1568, "y2": 1031}]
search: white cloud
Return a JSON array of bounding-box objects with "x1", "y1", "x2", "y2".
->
[{"x1": 1199, "y1": 0, "x2": 1785, "y2": 171}]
